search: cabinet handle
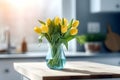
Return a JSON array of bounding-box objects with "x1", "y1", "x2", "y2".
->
[
  {"x1": 116, "y1": 4, "x2": 120, "y2": 8},
  {"x1": 4, "y1": 69, "x2": 10, "y2": 73},
  {"x1": 118, "y1": 62, "x2": 120, "y2": 65}
]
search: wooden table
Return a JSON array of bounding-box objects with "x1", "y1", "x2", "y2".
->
[{"x1": 14, "y1": 61, "x2": 120, "y2": 80}]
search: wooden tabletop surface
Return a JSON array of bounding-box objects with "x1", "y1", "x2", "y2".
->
[{"x1": 14, "y1": 61, "x2": 120, "y2": 80}]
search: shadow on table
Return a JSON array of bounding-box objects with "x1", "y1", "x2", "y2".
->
[{"x1": 60, "y1": 68, "x2": 111, "y2": 75}]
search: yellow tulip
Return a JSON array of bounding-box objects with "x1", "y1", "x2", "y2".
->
[
  {"x1": 61, "y1": 25, "x2": 67, "y2": 33},
  {"x1": 72, "y1": 20, "x2": 79, "y2": 28},
  {"x1": 41, "y1": 25, "x2": 48, "y2": 33},
  {"x1": 34, "y1": 26, "x2": 42, "y2": 34},
  {"x1": 70, "y1": 28, "x2": 78, "y2": 35},
  {"x1": 54, "y1": 16, "x2": 61, "y2": 25},
  {"x1": 46, "y1": 18, "x2": 51, "y2": 26},
  {"x1": 63, "y1": 18, "x2": 68, "y2": 26}
]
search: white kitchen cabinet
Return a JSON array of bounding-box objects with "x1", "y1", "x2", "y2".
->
[
  {"x1": 0, "y1": 58, "x2": 43, "y2": 80},
  {"x1": 90, "y1": 0, "x2": 120, "y2": 13}
]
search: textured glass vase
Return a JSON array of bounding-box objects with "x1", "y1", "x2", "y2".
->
[{"x1": 46, "y1": 44, "x2": 66, "y2": 70}]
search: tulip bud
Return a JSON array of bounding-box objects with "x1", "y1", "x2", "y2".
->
[
  {"x1": 72, "y1": 20, "x2": 79, "y2": 28},
  {"x1": 46, "y1": 18, "x2": 51, "y2": 26},
  {"x1": 61, "y1": 25, "x2": 67, "y2": 33},
  {"x1": 41, "y1": 25, "x2": 48, "y2": 33},
  {"x1": 34, "y1": 26, "x2": 42, "y2": 34},
  {"x1": 54, "y1": 16, "x2": 61, "y2": 25},
  {"x1": 63, "y1": 18, "x2": 68, "y2": 26},
  {"x1": 70, "y1": 28, "x2": 78, "y2": 35}
]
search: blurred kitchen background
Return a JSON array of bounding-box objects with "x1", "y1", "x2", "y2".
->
[
  {"x1": 0, "y1": 0, "x2": 63, "y2": 53},
  {"x1": 0, "y1": 0, "x2": 120, "y2": 80},
  {"x1": 0, "y1": 0, "x2": 120, "y2": 54}
]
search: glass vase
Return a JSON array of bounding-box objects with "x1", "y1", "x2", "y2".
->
[{"x1": 46, "y1": 44, "x2": 66, "y2": 70}]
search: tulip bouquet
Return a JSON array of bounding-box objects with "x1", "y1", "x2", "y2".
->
[{"x1": 34, "y1": 16, "x2": 80, "y2": 69}]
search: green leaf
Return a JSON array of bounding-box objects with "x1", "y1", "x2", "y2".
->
[
  {"x1": 63, "y1": 19, "x2": 74, "y2": 38},
  {"x1": 44, "y1": 33, "x2": 51, "y2": 43},
  {"x1": 58, "y1": 38, "x2": 68, "y2": 50},
  {"x1": 62, "y1": 18, "x2": 64, "y2": 25},
  {"x1": 66, "y1": 36, "x2": 74, "y2": 42},
  {"x1": 85, "y1": 33, "x2": 106, "y2": 41},
  {"x1": 76, "y1": 33, "x2": 106, "y2": 45},
  {"x1": 76, "y1": 35, "x2": 87, "y2": 44},
  {"x1": 51, "y1": 33, "x2": 60, "y2": 44},
  {"x1": 38, "y1": 20, "x2": 46, "y2": 25},
  {"x1": 63, "y1": 40, "x2": 68, "y2": 50},
  {"x1": 48, "y1": 20, "x2": 54, "y2": 35},
  {"x1": 68, "y1": 19, "x2": 73, "y2": 29},
  {"x1": 38, "y1": 36, "x2": 43, "y2": 43}
]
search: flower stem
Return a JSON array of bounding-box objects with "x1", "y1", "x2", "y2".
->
[{"x1": 47, "y1": 44, "x2": 65, "y2": 69}]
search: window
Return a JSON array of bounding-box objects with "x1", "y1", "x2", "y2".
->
[{"x1": 0, "y1": 0, "x2": 76, "y2": 52}]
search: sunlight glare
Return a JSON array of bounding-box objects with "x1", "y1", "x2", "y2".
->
[{"x1": 7, "y1": 0, "x2": 28, "y2": 9}]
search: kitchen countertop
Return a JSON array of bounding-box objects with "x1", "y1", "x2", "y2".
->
[
  {"x1": 14, "y1": 61, "x2": 120, "y2": 80},
  {"x1": 0, "y1": 52, "x2": 120, "y2": 59}
]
